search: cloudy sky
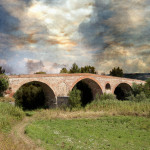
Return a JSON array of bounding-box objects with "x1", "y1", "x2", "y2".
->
[{"x1": 0, "y1": 0, "x2": 150, "y2": 74}]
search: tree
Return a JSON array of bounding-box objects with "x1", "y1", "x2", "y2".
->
[
  {"x1": 144, "y1": 78, "x2": 150, "y2": 98},
  {"x1": 60, "y1": 63, "x2": 98, "y2": 74},
  {"x1": 110, "y1": 67, "x2": 123, "y2": 77},
  {"x1": 0, "y1": 75, "x2": 9, "y2": 96},
  {"x1": 14, "y1": 82, "x2": 45, "y2": 110},
  {"x1": 69, "y1": 63, "x2": 80, "y2": 73},
  {"x1": 126, "y1": 79, "x2": 150, "y2": 102},
  {"x1": 60, "y1": 68, "x2": 68, "y2": 73},
  {"x1": 68, "y1": 87, "x2": 81, "y2": 109},
  {"x1": 81, "y1": 65, "x2": 96, "y2": 74},
  {"x1": 35, "y1": 71, "x2": 46, "y2": 74},
  {"x1": 0, "y1": 66, "x2": 5, "y2": 74}
]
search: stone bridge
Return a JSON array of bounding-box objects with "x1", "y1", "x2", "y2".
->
[{"x1": 8, "y1": 73, "x2": 145, "y2": 107}]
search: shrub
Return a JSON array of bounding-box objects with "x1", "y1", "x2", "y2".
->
[
  {"x1": 128, "y1": 92, "x2": 147, "y2": 102},
  {"x1": 127, "y1": 94, "x2": 136, "y2": 101},
  {"x1": 127, "y1": 81, "x2": 150, "y2": 102},
  {"x1": 14, "y1": 82, "x2": 45, "y2": 110},
  {"x1": 100, "y1": 93, "x2": 117, "y2": 101},
  {"x1": 135, "y1": 92, "x2": 147, "y2": 102},
  {"x1": 68, "y1": 87, "x2": 81, "y2": 109},
  {"x1": 94, "y1": 93, "x2": 101, "y2": 101},
  {"x1": 144, "y1": 78, "x2": 150, "y2": 98},
  {"x1": 0, "y1": 75, "x2": 9, "y2": 96},
  {"x1": 132, "y1": 83, "x2": 144, "y2": 96}
]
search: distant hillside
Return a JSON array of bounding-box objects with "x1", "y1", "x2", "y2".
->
[{"x1": 123, "y1": 73, "x2": 150, "y2": 81}]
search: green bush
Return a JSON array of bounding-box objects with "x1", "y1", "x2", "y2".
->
[
  {"x1": 135, "y1": 92, "x2": 147, "y2": 102},
  {"x1": 0, "y1": 75, "x2": 9, "y2": 96},
  {"x1": 68, "y1": 87, "x2": 81, "y2": 109},
  {"x1": 14, "y1": 82, "x2": 45, "y2": 110},
  {"x1": 132, "y1": 83, "x2": 144, "y2": 96},
  {"x1": 127, "y1": 80, "x2": 150, "y2": 102},
  {"x1": 128, "y1": 92, "x2": 147, "y2": 102},
  {"x1": 100, "y1": 93, "x2": 117, "y2": 101},
  {"x1": 144, "y1": 78, "x2": 150, "y2": 98}
]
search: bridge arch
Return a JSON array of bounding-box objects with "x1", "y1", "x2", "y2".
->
[
  {"x1": 114, "y1": 82, "x2": 132, "y2": 100},
  {"x1": 70, "y1": 76, "x2": 103, "y2": 92},
  {"x1": 14, "y1": 80, "x2": 56, "y2": 108},
  {"x1": 105, "y1": 83, "x2": 111, "y2": 90},
  {"x1": 70, "y1": 77, "x2": 103, "y2": 106}
]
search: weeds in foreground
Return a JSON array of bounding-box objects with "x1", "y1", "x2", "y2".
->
[{"x1": 0, "y1": 102, "x2": 25, "y2": 132}]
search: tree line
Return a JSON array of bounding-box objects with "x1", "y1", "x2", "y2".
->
[
  {"x1": 60, "y1": 63, "x2": 123, "y2": 77},
  {"x1": 60, "y1": 63, "x2": 97, "y2": 74}
]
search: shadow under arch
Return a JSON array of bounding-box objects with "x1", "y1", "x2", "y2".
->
[
  {"x1": 114, "y1": 83, "x2": 132, "y2": 100},
  {"x1": 14, "y1": 81, "x2": 56, "y2": 109},
  {"x1": 105, "y1": 83, "x2": 111, "y2": 90},
  {"x1": 70, "y1": 77, "x2": 103, "y2": 106}
]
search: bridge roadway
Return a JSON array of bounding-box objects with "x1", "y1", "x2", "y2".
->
[{"x1": 7, "y1": 73, "x2": 145, "y2": 107}]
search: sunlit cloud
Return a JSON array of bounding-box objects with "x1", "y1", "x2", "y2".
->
[{"x1": 0, "y1": 0, "x2": 150, "y2": 74}]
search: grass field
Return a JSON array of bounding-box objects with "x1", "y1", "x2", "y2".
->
[
  {"x1": 0, "y1": 99, "x2": 150, "y2": 150},
  {"x1": 25, "y1": 116, "x2": 150, "y2": 150}
]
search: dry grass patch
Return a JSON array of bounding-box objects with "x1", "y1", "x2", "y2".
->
[
  {"x1": 0, "y1": 133, "x2": 30, "y2": 150},
  {"x1": 33, "y1": 109, "x2": 111, "y2": 120}
]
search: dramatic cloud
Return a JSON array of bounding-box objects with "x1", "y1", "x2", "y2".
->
[
  {"x1": 79, "y1": 0, "x2": 150, "y2": 73},
  {"x1": 0, "y1": 0, "x2": 150, "y2": 74},
  {"x1": 24, "y1": 58, "x2": 67, "y2": 74}
]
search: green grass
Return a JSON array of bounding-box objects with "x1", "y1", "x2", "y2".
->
[
  {"x1": 25, "y1": 116, "x2": 150, "y2": 150},
  {"x1": 0, "y1": 102, "x2": 25, "y2": 132}
]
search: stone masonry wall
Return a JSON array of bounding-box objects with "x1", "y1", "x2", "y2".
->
[{"x1": 8, "y1": 73, "x2": 145, "y2": 107}]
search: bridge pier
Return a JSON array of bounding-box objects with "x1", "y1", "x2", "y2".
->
[{"x1": 57, "y1": 96, "x2": 69, "y2": 107}]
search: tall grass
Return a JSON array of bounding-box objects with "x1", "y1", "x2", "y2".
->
[
  {"x1": 31, "y1": 100, "x2": 150, "y2": 121},
  {"x1": 0, "y1": 102, "x2": 25, "y2": 132},
  {"x1": 85, "y1": 99, "x2": 150, "y2": 117},
  {"x1": 0, "y1": 100, "x2": 29, "y2": 150}
]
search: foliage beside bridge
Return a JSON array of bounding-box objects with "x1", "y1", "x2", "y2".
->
[
  {"x1": 0, "y1": 75, "x2": 9, "y2": 96},
  {"x1": 14, "y1": 82, "x2": 46, "y2": 110}
]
